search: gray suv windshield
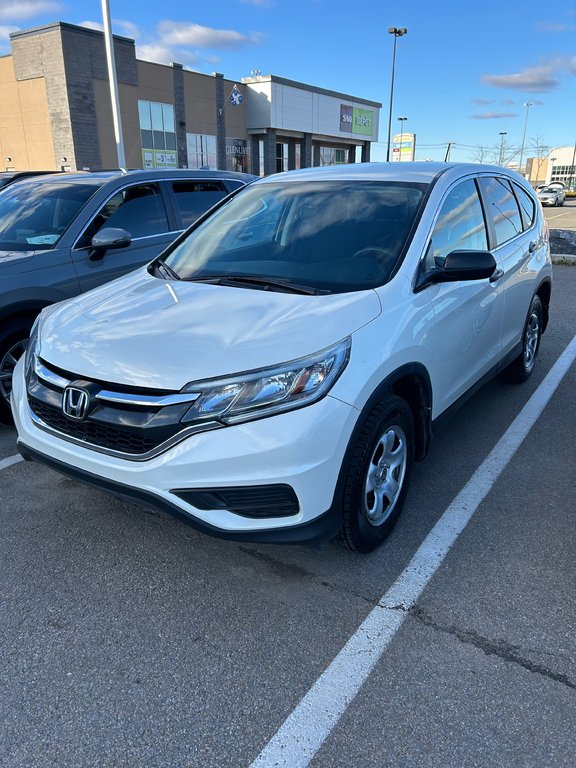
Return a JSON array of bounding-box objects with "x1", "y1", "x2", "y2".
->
[
  {"x1": 0, "y1": 181, "x2": 99, "y2": 251},
  {"x1": 164, "y1": 181, "x2": 427, "y2": 293}
]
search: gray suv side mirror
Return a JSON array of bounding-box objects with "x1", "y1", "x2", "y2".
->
[{"x1": 90, "y1": 227, "x2": 132, "y2": 261}]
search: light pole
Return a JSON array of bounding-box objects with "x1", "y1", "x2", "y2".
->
[
  {"x1": 397, "y1": 116, "x2": 407, "y2": 162},
  {"x1": 386, "y1": 27, "x2": 408, "y2": 162},
  {"x1": 498, "y1": 131, "x2": 507, "y2": 165},
  {"x1": 518, "y1": 101, "x2": 534, "y2": 176}
]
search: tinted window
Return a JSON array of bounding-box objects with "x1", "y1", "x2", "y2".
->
[
  {"x1": 512, "y1": 182, "x2": 535, "y2": 229},
  {"x1": 479, "y1": 177, "x2": 522, "y2": 246},
  {"x1": 425, "y1": 179, "x2": 488, "y2": 270},
  {"x1": 78, "y1": 184, "x2": 169, "y2": 247},
  {"x1": 164, "y1": 181, "x2": 426, "y2": 293},
  {"x1": 0, "y1": 181, "x2": 98, "y2": 251},
  {"x1": 172, "y1": 181, "x2": 228, "y2": 228}
]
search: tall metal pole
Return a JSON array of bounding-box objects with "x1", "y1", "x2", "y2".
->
[
  {"x1": 386, "y1": 27, "x2": 407, "y2": 162},
  {"x1": 398, "y1": 116, "x2": 407, "y2": 163},
  {"x1": 102, "y1": 0, "x2": 126, "y2": 168},
  {"x1": 498, "y1": 131, "x2": 507, "y2": 165},
  {"x1": 518, "y1": 101, "x2": 533, "y2": 177}
]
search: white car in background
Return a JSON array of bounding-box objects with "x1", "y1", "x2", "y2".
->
[
  {"x1": 537, "y1": 185, "x2": 565, "y2": 206},
  {"x1": 12, "y1": 163, "x2": 552, "y2": 553}
]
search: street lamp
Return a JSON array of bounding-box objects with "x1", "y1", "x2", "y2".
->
[
  {"x1": 498, "y1": 131, "x2": 507, "y2": 165},
  {"x1": 386, "y1": 27, "x2": 408, "y2": 162},
  {"x1": 518, "y1": 101, "x2": 534, "y2": 177},
  {"x1": 397, "y1": 117, "x2": 407, "y2": 162}
]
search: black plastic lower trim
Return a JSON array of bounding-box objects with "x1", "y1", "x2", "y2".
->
[{"x1": 17, "y1": 442, "x2": 341, "y2": 544}]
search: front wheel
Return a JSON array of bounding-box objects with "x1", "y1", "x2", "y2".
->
[
  {"x1": 500, "y1": 295, "x2": 543, "y2": 384},
  {"x1": 337, "y1": 395, "x2": 414, "y2": 554},
  {"x1": 0, "y1": 318, "x2": 33, "y2": 424}
]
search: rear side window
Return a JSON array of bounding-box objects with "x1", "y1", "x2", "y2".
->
[
  {"x1": 77, "y1": 184, "x2": 169, "y2": 248},
  {"x1": 172, "y1": 181, "x2": 228, "y2": 228},
  {"x1": 425, "y1": 179, "x2": 488, "y2": 269},
  {"x1": 512, "y1": 182, "x2": 535, "y2": 230},
  {"x1": 479, "y1": 177, "x2": 523, "y2": 246}
]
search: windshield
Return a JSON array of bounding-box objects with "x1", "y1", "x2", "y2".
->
[
  {"x1": 164, "y1": 180, "x2": 427, "y2": 293},
  {"x1": 540, "y1": 188, "x2": 556, "y2": 193},
  {"x1": 0, "y1": 181, "x2": 100, "y2": 251}
]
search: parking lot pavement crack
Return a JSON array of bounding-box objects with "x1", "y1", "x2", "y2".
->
[{"x1": 408, "y1": 605, "x2": 576, "y2": 692}]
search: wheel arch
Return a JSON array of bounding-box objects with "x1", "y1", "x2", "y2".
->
[
  {"x1": 536, "y1": 278, "x2": 551, "y2": 333},
  {"x1": 0, "y1": 301, "x2": 52, "y2": 334}
]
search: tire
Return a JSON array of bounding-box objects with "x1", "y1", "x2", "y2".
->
[
  {"x1": 337, "y1": 395, "x2": 414, "y2": 554},
  {"x1": 0, "y1": 318, "x2": 33, "y2": 425},
  {"x1": 500, "y1": 295, "x2": 543, "y2": 384}
]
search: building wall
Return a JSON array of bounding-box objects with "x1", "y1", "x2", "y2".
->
[
  {"x1": 10, "y1": 25, "x2": 74, "y2": 168},
  {"x1": 0, "y1": 55, "x2": 55, "y2": 169}
]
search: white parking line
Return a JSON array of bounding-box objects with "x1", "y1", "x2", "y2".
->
[
  {"x1": 250, "y1": 333, "x2": 576, "y2": 768},
  {"x1": 0, "y1": 454, "x2": 22, "y2": 472}
]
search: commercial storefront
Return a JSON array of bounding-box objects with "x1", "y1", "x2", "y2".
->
[
  {"x1": 0, "y1": 22, "x2": 380, "y2": 175},
  {"x1": 526, "y1": 146, "x2": 576, "y2": 190}
]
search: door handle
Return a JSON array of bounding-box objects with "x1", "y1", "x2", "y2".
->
[
  {"x1": 489, "y1": 268, "x2": 504, "y2": 283},
  {"x1": 528, "y1": 240, "x2": 538, "y2": 253}
]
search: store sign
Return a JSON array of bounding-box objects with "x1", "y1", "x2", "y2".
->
[
  {"x1": 392, "y1": 133, "x2": 416, "y2": 162},
  {"x1": 226, "y1": 138, "x2": 248, "y2": 157},
  {"x1": 142, "y1": 149, "x2": 177, "y2": 169},
  {"x1": 340, "y1": 105, "x2": 374, "y2": 137}
]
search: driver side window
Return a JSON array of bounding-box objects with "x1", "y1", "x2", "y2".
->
[
  {"x1": 425, "y1": 179, "x2": 488, "y2": 271},
  {"x1": 77, "y1": 183, "x2": 169, "y2": 249}
]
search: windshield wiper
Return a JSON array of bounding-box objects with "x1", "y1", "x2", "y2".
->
[
  {"x1": 155, "y1": 258, "x2": 181, "y2": 280},
  {"x1": 185, "y1": 274, "x2": 328, "y2": 295}
]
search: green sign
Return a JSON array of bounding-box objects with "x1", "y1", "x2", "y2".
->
[{"x1": 352, "y1": 108, "x2": 373, "y2": 137}]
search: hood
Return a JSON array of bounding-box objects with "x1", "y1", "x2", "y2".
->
[{"x1": 40, "y1": 269, "x2": 381, "y2": 390}]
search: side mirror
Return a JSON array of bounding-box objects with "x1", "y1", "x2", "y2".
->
[
  {"x1": 89, "y1": 227, "x2": 132, "y2": 261},
  {"x1": 432, "y1": 250, "x2": 496, "y2": 283}
]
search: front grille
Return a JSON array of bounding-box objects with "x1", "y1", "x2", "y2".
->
[
  {"x1": 30, "y1": 398, "x2": 160, "y2": 455},
  {"x1": 26, "y1": 359, "x2": 208, "y2": 459}
]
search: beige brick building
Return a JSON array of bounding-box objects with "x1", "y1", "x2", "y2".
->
[{"x1": 0, "y1": 22, "x2": 381, "y2": 176}]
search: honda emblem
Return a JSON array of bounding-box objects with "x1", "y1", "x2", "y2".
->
[{"x1": 62, "y1": 387, "x2": 90, "y2": 420}]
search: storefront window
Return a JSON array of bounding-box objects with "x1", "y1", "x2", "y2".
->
[
  {"x1": 138, "y1": 100, "x2": 177, "y2": 169},
  {"x1": 276, "y1": 143, "x2": 288, "y2": 173},
  {"x1": 320, "y1": 147, "x2": 349, "y2": 166},
  {"x1": 187, "y1": 134, "x2": 217, "y2": 169},
  {"x1": 225, "y1": 138, "x2": 250, "y2": 173}
]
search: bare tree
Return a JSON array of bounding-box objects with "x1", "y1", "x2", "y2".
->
[
  {"x1": 527, "y1": 134, "x2": 550, "y2": 186},
  {"x1": 471, "y1": 145, "x2": 490, "y2": 163}
]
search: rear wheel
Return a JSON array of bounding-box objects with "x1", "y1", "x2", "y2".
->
[
  {"x1": 0, "y1": 318, "x2": 33, "y2": 424},
  {"x1": 500, "y1": 295, "x2": 543, "y2": 384},
  {"x1": 338, "y1": 395, "x2": 414, "y2": 553}
]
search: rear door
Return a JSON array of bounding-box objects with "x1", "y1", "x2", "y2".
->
[
  {"x1": 70, "y1": 181, "x2": 180, "y2": 292},
  {"x1": 166, "y1": 179, "x2": 232, "y2": 232},
  {"x1": 477, "y1": 176, "x2": 543, "y2": 356}
]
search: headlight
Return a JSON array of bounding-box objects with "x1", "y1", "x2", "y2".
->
[
  {"x1": 24, "y1": 314, "x2": 42, "y2": 378},
  {"x1": 181, "y1": 338, "x2": 351, "y2": 425}
]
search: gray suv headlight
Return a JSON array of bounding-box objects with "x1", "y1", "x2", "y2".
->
[{"x1": 181, "y1": 338, "x2": 351, "y2": 425}]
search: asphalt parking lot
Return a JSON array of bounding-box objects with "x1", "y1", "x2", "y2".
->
[
  {"x1": 1, "y1": 267, "x2": 575, "y2": 768},
  {"x1": 542, "y1": 197, "x2": 576, "y2": 231}
]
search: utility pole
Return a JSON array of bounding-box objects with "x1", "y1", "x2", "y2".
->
[
  {"x1": 498, "y1": 132, "x2": 507, "y2": 165},
  {"x1": 101, "y1": 0, "x2": 126, "y2": 169}
]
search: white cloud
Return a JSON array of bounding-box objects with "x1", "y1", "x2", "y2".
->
[
  {"x1": 470, "y1": 112, "x2": 519, "y2": 120},
  {"x1": 157, "y1": 20, "x2": 261, "y2": 49},
  {"x1": 483, "y1": 57, "x2": 576, "y2": 92},
  {"x1": 79, "y1": 20, "x2": 103, "y2": 32},
  {"x1": 0, "y1": 0, "x2": 62, "y2": 22},
  {"x1": 136, "y1": 43, "x2": 200, "y2": 68}
]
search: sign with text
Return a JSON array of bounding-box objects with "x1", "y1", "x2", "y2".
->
[
  {"x1": 392, "y1": 132, "x2": 416, "y2": 162},
  {"x1": 340, "y1": 105, "x2": 374, "y2": 137}
]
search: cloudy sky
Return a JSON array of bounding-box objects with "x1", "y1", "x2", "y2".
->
[{"x1": 1, "y1": 0, "x2": 575, "y2": 161}]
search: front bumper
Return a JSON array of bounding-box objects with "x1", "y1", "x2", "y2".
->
[{"x1": 12, "y1": 357, "x2": 358, "y2": 543}]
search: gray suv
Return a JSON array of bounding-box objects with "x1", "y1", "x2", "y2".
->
[{"x1": 0, "y1": 168, "x2": 256, "y2": 421}]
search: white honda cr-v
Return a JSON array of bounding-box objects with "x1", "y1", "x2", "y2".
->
[{"x1": 12, "y1": 163, "x2": 552, "y2": 553}]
